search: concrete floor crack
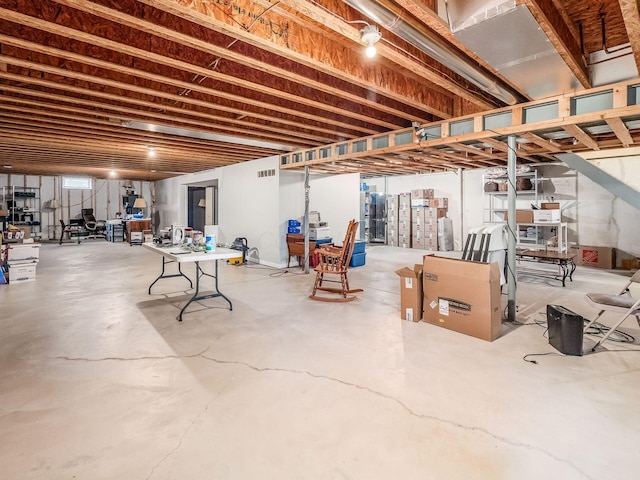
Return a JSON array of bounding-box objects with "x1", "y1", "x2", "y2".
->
[
  {"x1": 145, "y1": 391, "x2": 219, "y2": 480},
  {"x1": 51, "y1": 347, "x2": 211, "y2": 363},
  {"x1": 199, "y1": 354, "x2": 594, "y2": 480}
]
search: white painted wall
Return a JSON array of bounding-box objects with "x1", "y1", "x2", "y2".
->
[
  {"x1": 218, "y1": 157, "x2": 280, "y2": 266},
  {"x1": 588, "y1": 154, "x2": 640, "y2": 192},
  {"x1": 279, "y1": 170, "x2": 305, "y2": 263},
  {"x1": 309, "y1": 173, "x2": 360, "y2": 243},
  {"x1": 155, "y1": 161, "x2": 360, "y2": 268}
]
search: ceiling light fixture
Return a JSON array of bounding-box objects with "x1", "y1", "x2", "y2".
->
[
  {"x1": 3, "y1": 165, "x2": 12, "y2": 169},
  {"x1": 147, "y1": 146, "x2": 157, "y2": 158},
  {"x1": 360, "y1": 24, "x2": 382, "y2": 58}
]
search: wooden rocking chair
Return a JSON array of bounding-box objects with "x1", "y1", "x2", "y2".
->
[{"x1": 309, "y1": 219, "x2": 363, "y2": 302}]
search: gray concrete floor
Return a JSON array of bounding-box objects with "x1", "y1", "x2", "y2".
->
[{"x1": 1, "y1": 241, "x2": 639, "y2": 479}]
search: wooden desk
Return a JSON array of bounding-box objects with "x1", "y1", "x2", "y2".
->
[
  {"x1": 142, "y1": 243, "x2": 238, "y2": 321},
  {"x1": 516, "y1": 250, "x2": 576, "y2": 287},
  {"x1": 286, "y1": 233, "x2": 316, "y2": 268},
  {"x1": 125, "y1": 219, "x2": 151, "y2": 245}
]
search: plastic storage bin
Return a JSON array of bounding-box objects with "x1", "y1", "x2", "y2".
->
[{"x1": 349, "y1": 252, "x2": 366, "y2": 267}]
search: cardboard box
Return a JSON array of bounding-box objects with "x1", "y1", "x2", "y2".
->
[
  {"x1": 428, "y1": 198, "x2": 448, "y2": 208},
  {"x1": 386, "y1": 194, "x2": 399, "y2": 211},
  {"x1": 411, "y1": 207, "x2": 424, "y2": 224},
  {"x1": 0, "y1": 209, "x2": 8, "y2": 217},
  {"x1": 396, "y1": 264, "x2": 423, "y2": 321},
  {"x1": 399, "y1": 193, "x2": 412, "y2": 212},
  {"x1": 621, "y1": 258, "x2": 640, "y2": 270},
  {"x1": 399, "y1": 233, "x2": 411, "y2": 248},
  {"x1": 533, "y1": 209, "x2": 561, "y2": 223},
  {"x1": 411, "y1": 199, "x2": 430, "y2": 208},
  {"x1": 541, "y1": 202, "x2": 560, "y2": 210},
  {"x1": 425, "y1": 208, "x2": 447, "y2": 219},
  {"x1": 7, "y1": 244, "x2": 40, "y2": 264},
  {"x1": 9, "y1": 263, "x2": 37, "y2": 283},
  {"x1": 422, "y1": 256, "x2": 501, "y2": 341},
  {"x1": 572, "y1": 246, "x2": 615, "y2": 269},
  {"x1": 412, "y1": 236, "x2": 425, "y2": 250},
  {"x1": 411, "y1": 189, "x2": 434, "y2": 199},
  {"x1": 424, "y1": 237, "x2": 438, "y2": 250},
  {"x1": 398, "y1": 220, "x2": 412, "y2": 235},
  {"x1": 504, "y1": 210, "x2": 534, "y2": 223}
]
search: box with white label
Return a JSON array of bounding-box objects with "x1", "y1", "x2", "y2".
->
[{"x1": 395, "y1": 264, "x2": 423, "y2": 321}]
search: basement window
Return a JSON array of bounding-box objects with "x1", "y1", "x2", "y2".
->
[{"x1": 62, "y1": 177, "x2": 93, "y2": 190}]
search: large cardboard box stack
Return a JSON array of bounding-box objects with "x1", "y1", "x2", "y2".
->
[
  {"x1": 398, "y1": 193, "x2": 412, "y2": 248},
  {"x1": 386, "y1": 194, "x2": 399, "y2": 247},
  {"x1": 410, "y1": 189, "x2": 448, "y2": 251},
  {"x1": 395, "y1": 264, "x2": 423, "y2": 321},
  {"x1": 422, "y1": 256, "x2": 501, "y2": 341}
]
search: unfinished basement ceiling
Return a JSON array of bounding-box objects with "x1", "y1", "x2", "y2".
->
[{"x1": 0, "y1": 0, "x2": 638, "y2": 180}]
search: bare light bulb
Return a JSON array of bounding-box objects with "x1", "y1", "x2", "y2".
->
[
  {"x1": 365, "y1": 44, "x2": 377, "y2": 58},
  {"x1": 147, "y1": 146, "x2": 156, "y2": 158}
]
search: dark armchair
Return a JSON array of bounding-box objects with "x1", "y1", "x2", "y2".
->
[{"x1": 81, "y1": 208, "x2": 106, "y2": 239}]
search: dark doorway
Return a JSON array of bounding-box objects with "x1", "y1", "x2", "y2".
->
[{"x1": 188, "y1": 187, "x2": 206, "y2": 231}]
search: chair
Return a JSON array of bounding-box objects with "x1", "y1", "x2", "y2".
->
[
  {"x1": 59, "y1": 219, "x2": 85, "y2": 245},
  {"x1": 584, "y1": 270, "x2": 640, "y2": 350},
  {"x1": 287, "y1": 233, "x2": 316, "y2": 268},
  {"x1": 82, "y1": 208, "x2": 106, "y2": 239},
  {"x1": 309, "y1": 219, "x2": 363, "y2": 302}
]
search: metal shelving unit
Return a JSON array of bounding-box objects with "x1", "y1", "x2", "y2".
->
[
  {"x1": 483, "y1": 170, "x2": 539, "y2": 223},
  {"x1": 482, "y1": 169, "x2": 566, "y2": 252},
  {"x1": 1, "y1": 186, "x2": 41, "y2": 238}
]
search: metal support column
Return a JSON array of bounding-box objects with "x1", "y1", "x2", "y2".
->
[
  {"x1": 303, "y1": 166, "x2": 310, "y2": 274},
  {"x1": 507, "y1": 135, "x2": 517, "y2": 322}
]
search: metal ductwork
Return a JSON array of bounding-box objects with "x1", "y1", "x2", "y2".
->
[
  {"x1": 446, "y1": 0, "x2": 581, "y2": 100},
  {"x1": 343, "y1": 0, "x2": 520, "y2": 105}
]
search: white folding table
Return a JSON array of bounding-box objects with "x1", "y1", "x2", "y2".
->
[{"x1": 143, "y1": 243, "x2": 239, "y2": 321}]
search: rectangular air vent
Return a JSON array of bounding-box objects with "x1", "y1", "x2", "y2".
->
[{"x1": 257, "y1": 169, "x2": 276, "y2": 178}]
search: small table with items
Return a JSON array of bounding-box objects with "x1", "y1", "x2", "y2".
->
[{"x1": 515, "y1": 249, "x2": 576, "y2": 287}]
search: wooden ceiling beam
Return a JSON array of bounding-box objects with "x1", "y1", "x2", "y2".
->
[
  {"x1": 0, "y1": 78, "x2": 317, "y2": 148},
  {"x1": 562, "y1": 124, "x2": 600, "y2": 150},
  {"x1": 520, "y1": 0, "x2": 590, "y2": 87},
  {"x1": 0, "y1": 110, "x2": 271, "y2": 156},
  {"x1": 480, "y1": 138, "x2": 540, "y2": 162},
  {"x1": 447, "y1": 142, "x2": 505, "y2": 160},
  {"x1": 49, "y1": 0, "x2": 433, "y2": 125},
  {"x1": 0, "y1": 70, "x2": 333, "y2": 144},
  {"x1": 137, "y1": 0, "x2": 479, "y2": 116},
  {"x1": 520, "y1": 132, "x2": 564, "y2": 152},
  {"x1": 0, "y1": 15, "x2": 385, "y2": 134},
  {"x1": 605, "y1": 117, "x2": 634, "y2": 147},
  {"x1": 272, "y1": 0, "x2": 494, "y2": 112},
  {"x1": 618, "y1": 0, "x2": 640, "y2": 71}
]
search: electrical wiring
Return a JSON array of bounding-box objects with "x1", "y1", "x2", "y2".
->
[{"x1": 523, "y1": 352, "x2": 565, "y2": 364}]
